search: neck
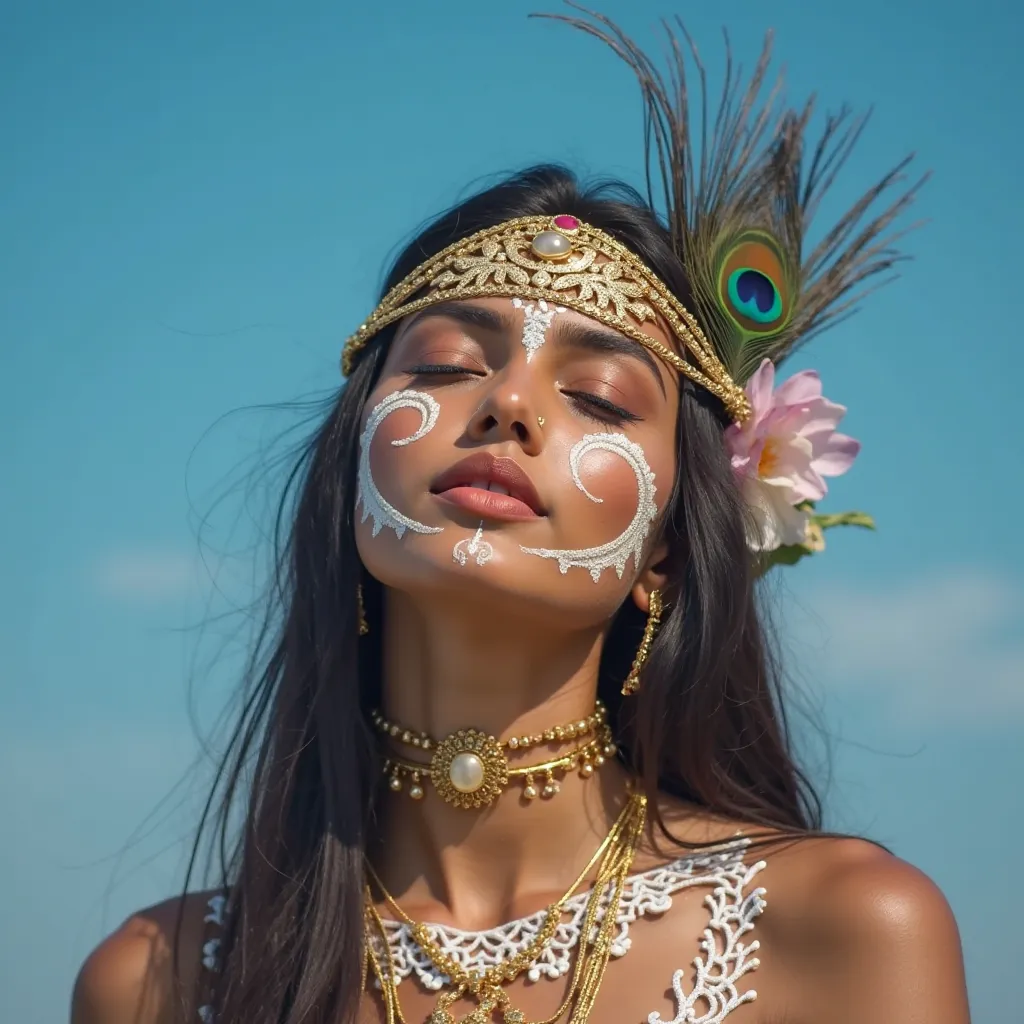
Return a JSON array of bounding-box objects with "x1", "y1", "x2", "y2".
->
[{"x1": 367, "y1": 587, "x2": 631, "y2": 931}]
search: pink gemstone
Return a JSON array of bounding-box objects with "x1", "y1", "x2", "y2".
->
[{"x1": 553, "y1": 215, "x2": 579, "y2": 231}]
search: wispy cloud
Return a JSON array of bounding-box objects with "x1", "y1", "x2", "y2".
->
[
  {"x1": 785, "y1": 569, "x2": 1024, "y2": 720},
  {"x1": 92, "y1": 549, "x2": 198, "y2": 599}
]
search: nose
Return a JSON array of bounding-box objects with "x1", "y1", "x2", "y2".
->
[{"x1": 466, "y1": 370, "x2": 544, "y2": 456}]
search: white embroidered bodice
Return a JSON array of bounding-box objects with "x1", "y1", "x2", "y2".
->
[{"x1": 198, "y1": 837, "x2": 768, "y2": 1024}]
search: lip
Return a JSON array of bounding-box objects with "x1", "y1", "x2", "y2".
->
[{"x1": 430, "y1": 452, "x2": 545, "y2": 521}]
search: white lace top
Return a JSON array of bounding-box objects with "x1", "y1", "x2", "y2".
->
[{"x1": 198, "y1": 837, "x2": 768, "y2": 1024}]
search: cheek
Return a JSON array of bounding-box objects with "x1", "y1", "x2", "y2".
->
[
  {"x1": 522, "y1": 432, "x2": 664, "y2": 588},
  {"x1": 355, "y1": 389, "x2": 447, "y2": 545},
  {"x1": 579, "y1": 450, "x2": 645, "y2": 529},
  {"x1": 375, "y1": 407, "x2": 428, "y2": 449},
  {"x1": 567, "y1": 438, "x2": 669, "y2": 539},
  {"x1": 360, "y1": 389, "x2": 445, "y2": 481}
]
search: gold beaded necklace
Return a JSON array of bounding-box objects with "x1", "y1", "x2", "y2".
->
[
  {"x1": 372, "y1": 704, "x2": 617, "y2": 809},
  {"x1": 363, "y1": 790, "x2": 647, "y2": 1024}
]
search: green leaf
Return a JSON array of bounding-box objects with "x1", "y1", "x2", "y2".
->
[
  {"x1": 760, "y1": 543, "x2": 815, "y2": 572},
  {"x1": 757, "y1": 509, "x2": 876, "y2": 575},
  {"x1": 812, "y1": 510, "x2": 876, "y2": 531}
]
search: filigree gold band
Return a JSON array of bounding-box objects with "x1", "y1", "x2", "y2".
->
[{"x1": 341, "y1": 215, "x2": 751, "y2": 423}]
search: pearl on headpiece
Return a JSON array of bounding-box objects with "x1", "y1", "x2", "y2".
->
[{"x1": 531, "y1": 230, "x2": 573, "y2": 261}]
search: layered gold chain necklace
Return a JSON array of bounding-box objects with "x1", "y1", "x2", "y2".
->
[{"x1": 363, "y1": 790, "x2": 647, "y2": 1024}]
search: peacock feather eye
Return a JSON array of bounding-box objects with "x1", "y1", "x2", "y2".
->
[
  {"x1": 726, "y1": 268, "x2": 782, "y2": 323},
  {"x1": 717, "y1": 232, "x2": 792, "y2": 336}
]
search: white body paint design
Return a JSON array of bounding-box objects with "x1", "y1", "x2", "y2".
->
[
  {"x1": 452, "y1": 522, "x2": 493, "y2": 567},
  {"x1": 357, "y1": 390, "x2": 445, "y2": 539},
  {"x1": 512, "y1": 297, "x2": 565, "y2": 362},
  {"x1": 520, "y1": 433, "x2": 657, "y2": 582}
]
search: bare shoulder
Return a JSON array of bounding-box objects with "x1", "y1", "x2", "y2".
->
[
  {"x1": 756, "y1": 836, "x2": 972, "y2": 1024},
  {"x1": 71, "y1": 890, "x2": 219, "y2": 1024},
  {"x1": 648, "y1": 799, "x2": 970, "y2": 1023},
  {"x1": 759, "y1": 834, "x2": 954, "y2": 933}
]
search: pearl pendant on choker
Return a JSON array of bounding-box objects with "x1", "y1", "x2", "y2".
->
[
  {"x1": 448, "y1": 751, "x2": 485, "y2": 793},
  {"x1": 428, "y1": 730, "x2": 509, "y2": 809}
]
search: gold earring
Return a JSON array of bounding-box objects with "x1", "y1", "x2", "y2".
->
[
  {"x1": 358, "y1": 584, "x2": 369, "y2": 636},
  {"x1": 621, "y1": 590, "x2": 663, "y2": 696}
]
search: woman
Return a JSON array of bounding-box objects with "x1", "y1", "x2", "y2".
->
[{"x1": 71, "y1": 9, "x2": 971, "y2": 1024}]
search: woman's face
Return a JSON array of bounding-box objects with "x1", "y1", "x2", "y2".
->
[{"x1": 354, "y1": 297, "x2": 681, "y2": 627}]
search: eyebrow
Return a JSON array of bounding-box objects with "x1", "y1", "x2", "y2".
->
[
  {"x1": 552, "y1": 319, "x2": 667, "y2": 396},
  {"x1": 403, "y1": 301, "x2": 516, "y2": 334}
]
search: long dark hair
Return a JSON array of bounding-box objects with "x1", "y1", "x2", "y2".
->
[{"x1": 180, "y1": 164, "x2": 829, "y2": 1024}]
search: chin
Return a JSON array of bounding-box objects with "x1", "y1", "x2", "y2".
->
[{"x1": 359, "y1": 529, "x2": 632, "y2": 628}]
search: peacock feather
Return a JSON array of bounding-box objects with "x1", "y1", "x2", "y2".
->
[{"x1": 535, "y1": 3, "x2": 928, "y2": 384}]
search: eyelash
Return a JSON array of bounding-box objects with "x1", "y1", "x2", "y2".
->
[
  {"x1": 403, "y1": 365, "x2": 640, "y2": 426},
  {"x1": 562, "y1": 390, "x2": 640, "y2": 425},
  {"x1": 405, "y1": 363, "x2": 483, "y2": 378}
]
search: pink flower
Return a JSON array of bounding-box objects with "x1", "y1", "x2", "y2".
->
[{"x1": 725, "y1": 358, "x2": 861, "y2": 552}]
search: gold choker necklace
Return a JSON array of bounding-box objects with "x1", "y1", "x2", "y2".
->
[{"x1": 371, "y1": 703, "x2": 615, "y2": 810}]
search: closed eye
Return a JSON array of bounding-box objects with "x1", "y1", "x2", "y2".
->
[
  {"x1": 562, "y1": 389, "x2": 641, "y2": 425},
  {"x1": 404, "y1": 363, "x2": 485, "y2": 378}
]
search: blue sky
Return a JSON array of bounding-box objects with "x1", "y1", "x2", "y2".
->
[{"x1": 1, "y1": 0, "x2": 1021, "y2": 1020}]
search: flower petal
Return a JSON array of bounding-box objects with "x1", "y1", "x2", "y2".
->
[
  {"x1": 723, "y1": 420, "x2": 753, "y2": 463},
  {"x1": 734, "y1": 364, "x2": 860, "y2": 546},
  {"x1": 811, "y1": 432, "x2": 861, "y2": 477},
  {"x1": 778, "y1": 398, "x2": 847, "y2": 440},
  {"x1": 757, "y1": 434, "x2": 827, "y2": 502},
  {"x1": 773, "y1": 369, "x2": 822, "y2": 407},
  {"x1": 773, "y1": 493, "x2": 813, "y2": 547},
  {"x1": 779, "y1": 469, "x2": 827, "y2": 503},
  {"x1": 742, "y1": 478, "x2": 811, "y2": 551},
  {"x1": 745, "y1": 359, "x2": 776, "y2": 422}
]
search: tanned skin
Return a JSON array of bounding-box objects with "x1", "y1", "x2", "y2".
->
[{"x1": 73, "y1": 299, "x2": 971, "y2": 1024}]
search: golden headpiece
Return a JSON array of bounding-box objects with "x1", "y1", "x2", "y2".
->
[
  {"x1": 341, "y1": 5, "x2": 921, "y2": 437},
  {"x1": 341, "y1": 214, "x2": 752, "y2": 424}
]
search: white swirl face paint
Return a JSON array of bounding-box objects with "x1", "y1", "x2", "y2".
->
[
  {"x1": 512, "y1": 297, "x2": 565, "y2": 362},
  {"x1": 452, "y1": 521, "x2": 493, "y2": 567},
  {"x1": 520, "y1": 433, "x2": 657, "y2": 582},
  {"x1": 357, "y1": 389, "x2": 445, "y2": 539}
]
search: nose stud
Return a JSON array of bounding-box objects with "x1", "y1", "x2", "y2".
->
[{"x1": 537, "y1": 416, "x2": 546, "y2": 427}]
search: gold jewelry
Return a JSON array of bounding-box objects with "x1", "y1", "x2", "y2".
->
[
  {"x1": 371, "y1": 702, "x2": 607, "y2": 753},
  {"x1": 621, "y1": 589, "x2": 663, "y2": 696},
  {"x1": 373, "y1": 703, "x2": 612, "y2": 807},
  {"x1": 357, "y1": 584, "x2": 369, "y2": 636},
  {"x1": 364, "y1": 791, "x2": 647, "y2": 1024},
  {"x1": 383, "y1": 727, "x2": 615, "y2": 808},
  {"x1": 341, "y1": 215, "x2": 751, "y2": 424},
  {"x1": 537, "y1": 415, "x2": 545, "y2": 427}
]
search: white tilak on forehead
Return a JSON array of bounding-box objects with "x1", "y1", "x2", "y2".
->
[
  {"x1": 512, "y1": 297, "x2": 565, "y2": 361},
  {"x1": 520, "y1": 433, "x2": 657, "y2": 582},
  {"x1": 357, "y1": 389, "x2": 445, "y2": 539}
]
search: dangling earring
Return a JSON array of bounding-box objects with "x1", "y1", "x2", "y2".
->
[
  {"x1": 621, "y1": 590, "x2": 663, "y2": 696},
  {"x1": 357, "y1": 584, "x2": 369, "y2": 636}
]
